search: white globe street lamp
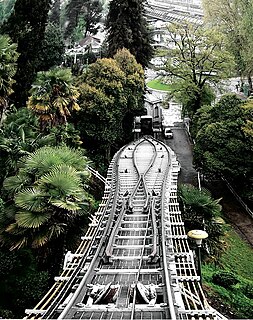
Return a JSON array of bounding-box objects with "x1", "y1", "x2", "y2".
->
[{"x1": 187, "y1": 229, "x2": 208, "y2": 286}]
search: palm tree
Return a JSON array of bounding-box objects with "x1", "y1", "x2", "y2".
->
[
  {"x1": 1, "y1": 146, "x2": 93, "y2": 251},
  {"x1": 0, "y1": 107, "x2": 84, "y2": 188},
  {"x1": 178, "y1": 184, "x2": 225, "y2": 260},
  {"x1": 27, "y1": 67, "x2": 80, "y2": 129},
  {"x1": 0, "y1": 34, "x2": 18, "y2": 125}
]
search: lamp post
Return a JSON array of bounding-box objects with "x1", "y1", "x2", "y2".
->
[{"x1": 187, "y1": 229, "x2": 208, "y2": 286}]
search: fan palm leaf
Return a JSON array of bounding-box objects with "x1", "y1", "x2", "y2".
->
[
  {"x1": 10, "y1": 237, "x2": 28, "y2": 250},
  {"x1": 50, "y1": 199, "x2": 81, "y2": 212},
  {"x1": 15, "y1": 211, "x2": 50, "y2": 228},
  {"x1": 14, "y1": 188, "x2": 46, "y2": 212},
  {"x1": 1, "y1": 145, "x2": 94, "y2": 250},
  {"x1": 3, "y1": 175, "x2": 30, "y2": 194},
  {"x1": 31, "y1": 223, "x2": 66, "y2": 248},
  {"x1": 24, "y1": 146, "x2": 89, "y2": 176},
  {"x1": 37, "y1": 164, "x2": 83, "y2": 196},
  {"x1": 179, "y1": 184, "x2": 222, "y2": 220},
  {"x1": 31, "y1": 233, "x2": 49, "y2": 248},
  {"x1": 0, "y1": 35, "x2": 18, "y2": 97},
  {"x1": 71, "y1": 101, "x2": 81, "y2": 111},
  {"x1": 28, "y1": 67, "x2": 80, "y2": 125},
  {"x1": 53, "y1": 96, "x2": 69, "y2": 109},
  {"x1": 48, "y1": 223, "x2": 67, "y2": 238}
]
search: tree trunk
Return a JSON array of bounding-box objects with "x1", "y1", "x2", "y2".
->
[{"x1": 247, "y1": 74, "x2": 252, "y2": 94}]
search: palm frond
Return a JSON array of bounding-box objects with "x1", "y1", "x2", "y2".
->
[
  {"x1": 48, "y1": 223, "x2": 66, "y2": 239},
  {"x1": 15, "y1": 188, "x2": 46, "y2": 212},
  {"x1": 31, "y1": 233, "x2": 49, "y2": 248},
  {"x1": 24, "y1": 146, "x2": 88, "y2": 175},
  {"x1": 10, "y1": 237, "x2": 28, "y2": 250},
  {"x1": 37, "y1": 164, "x2": 83, "y2": 196},
  {"x1": 53, "y1": 96, "x2": 69, "y2": 109},
  {"x1": 3, "y1": 175, "x2": 30, "y2": 193},
  {"x1": 50, "y1": 199, "x2": 81, "y2": 212},
  {"x1": 15, "y1": 211, "x2": 50, "y2": 228},
  {"x1": 71, "y1": 101, "x2": 81, "y2": 111}
]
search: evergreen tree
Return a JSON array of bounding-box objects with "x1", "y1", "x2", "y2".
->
[
  {"x1": 0, "y1": 0, "x2": 15, "y2": 26},
  {"x1": 105, "y1": 0, "x2": 153, "y2": 68},
  {"x1": 0, "y1": 35, "x2": 19, "y2": 125},
  {"x1": 64, "y1": 0, "x2": 102, "y2": 40},
  {"x1": 49, "y1": 0, "x2": 61, "y2": 25},
  {"x1": 1, "y1": 0, "x2": 52, "y2": 107},
  {"x1": 38, "y1": 22, "x2": 65, "y2": 71}
]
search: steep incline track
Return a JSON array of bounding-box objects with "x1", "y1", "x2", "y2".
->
[{"x1": 25, "y1": 137, "x2": 224, "y2": 320}]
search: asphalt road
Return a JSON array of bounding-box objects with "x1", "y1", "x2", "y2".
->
[
  {"x1": 162, "y1": 124, "x2": 198, "y2": 187},
  {"x1": 162, "y1": 124, "x2": 253, "y2": 247}
]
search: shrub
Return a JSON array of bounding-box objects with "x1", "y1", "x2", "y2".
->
[
  {"x1": 212, "y1": 271, "x2": 238, "y2": 288},
  {"x1": 241, "y1": 282, "x2": 253, "y2": 299}
]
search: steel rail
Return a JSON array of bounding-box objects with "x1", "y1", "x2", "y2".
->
[
  {"x1": 160, "y1": 141, "x2": 178, "y2": 320},
  {"x1": 54, "y1": 145, "x2": 125, "y2": 319},
  {"x1": 129, "y1": 137, "x2": 157, "y2": 210},
  {"x1": 25, "y1": 137, "x2": 222, "y2": 320},
  {"x1": 25, "y1": 207, "x2": 106, "y2": 318},
  {"x1": 148, "y1": 198, "x2": 159, "y2": 261},
  {"x1": 130, "y1": 205, "x2": 151, "y2": 320},
  {"x1": 25, "y1": 144, "x2": 124, "y2": 319},
  {"x1": 104, "y1": 198, "x2": 127, "y2": 261}
]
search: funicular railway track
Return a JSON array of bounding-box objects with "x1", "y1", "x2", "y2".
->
[{"x1": 26, "y1": 137, "x2": 224, "y2": 320}]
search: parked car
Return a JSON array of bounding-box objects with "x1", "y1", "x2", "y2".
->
[{"x1": 164, "y1": 127, "x2": 173, "y2": 139}]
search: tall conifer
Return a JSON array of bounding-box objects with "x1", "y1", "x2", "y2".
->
[
  {"x1": 1, "y1": 0, "x2": 52, "y2": 107},
  {"x1": 105, "y1": 0, "x2": 153, "y2": 68},
  {"x1": 64, "y1": 0, "x2": 102, "y2": 40},
  {"x1": 49, "y1": 0, "x2": 61, "y2": 25}
]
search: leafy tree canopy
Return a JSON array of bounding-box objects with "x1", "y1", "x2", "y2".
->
[
  {"x1": 160, "y1": 22, "x2": 234, "y2": 115},
  {"x1": 75, "y1": 57, "x2": 126, "y2": 163},
  {"x1": 49, "y1": 0, "x2": 61, "y2": 25},
  {"x1": 203, "y1": 0, "x2": 253, "y2": 84},
  {"x1": 194, "y1": 94, "x2": 253, "y2": 201},
  {"x1": 74, "y1": 49, "x2": 145, "y2": 166},
  {"x1": 0, "y1": 0, "x2": 15, "y2": 26},
  {"x1": 0, "y1": 106, "x2": 83, "y2": 189},
  {"x1": 38, "y1": 22, "x2": 65, "y2": 71},
  {"x1": 64, "y1": 0, "x2": 102, "y2": 41}
]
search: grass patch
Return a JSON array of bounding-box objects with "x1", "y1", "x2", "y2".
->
[
  {"x1": 146, "y1": 79, "x2": 171, "y2": 91},
  {"x1": 202, "y1": 227, "x2": 253, "y2": 318},
  {"x1": 220, "y1": 228, "x2": 253, "y2": 280}
]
